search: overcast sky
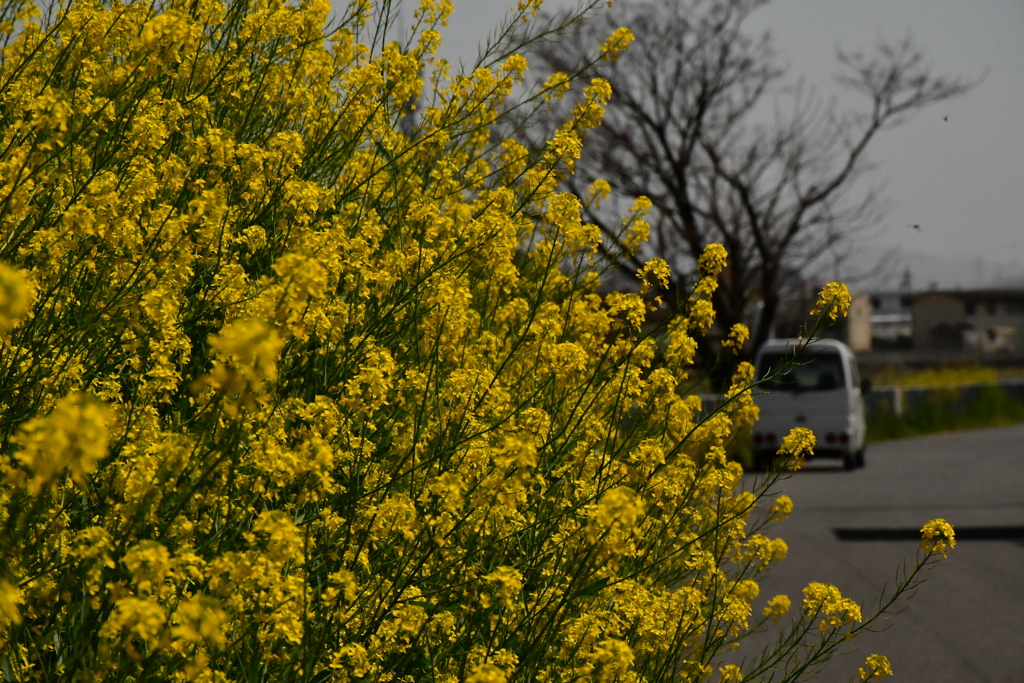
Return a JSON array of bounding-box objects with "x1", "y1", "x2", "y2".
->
[{"x1": 341, "y1": 0, "x2": 1024, "y2": 291}]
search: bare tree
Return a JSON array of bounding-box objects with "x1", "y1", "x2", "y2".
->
[{"x1": 530, "y1": 0, "x2": 974, "y2": 359}]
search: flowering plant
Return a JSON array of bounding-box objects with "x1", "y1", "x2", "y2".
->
[{"x1": 0, "y1": 0, "x2": 952, "y2": 681}]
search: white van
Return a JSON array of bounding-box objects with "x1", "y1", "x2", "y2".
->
[{"x1": 751, "y1": 338, "x2": 867, "y2": 471}]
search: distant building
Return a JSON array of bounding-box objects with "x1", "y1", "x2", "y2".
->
[
  {"x1": 911, "y1": 289, "x2": 1024, "y2": 353},
  {"x1": 869, "y1": 292, "x2": 913, "y2": 350}
]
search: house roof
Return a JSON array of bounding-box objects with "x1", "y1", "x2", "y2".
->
[{"x1": 911, "y1": 289, "x2": 1024, "y2": 304}]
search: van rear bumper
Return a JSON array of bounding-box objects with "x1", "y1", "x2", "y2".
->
[
  {"x1": 807, "y1": 447, "x2": 856, "y2": 460},
  {"x1": 753, "y1": 446, "x2": 856, "y2": 463}
]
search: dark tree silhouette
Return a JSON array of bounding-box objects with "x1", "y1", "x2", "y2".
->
[{"x1": 530, "y1": 0, "x2": 974, "y2": 359}]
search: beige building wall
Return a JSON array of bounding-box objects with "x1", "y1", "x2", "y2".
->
[{"x1": 847, "y1": 293, "x2": 872, "y2": 352}]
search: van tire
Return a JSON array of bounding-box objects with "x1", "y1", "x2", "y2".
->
[
  {"x1": 842, "y1": 452, "x2": 856, "y2": 471},
  {"x1": 753, "y1": 451, "x2": 773, "y2": 472},
  {"x1": 855, "y1": 448, "x2": 865, "y2": 468}
]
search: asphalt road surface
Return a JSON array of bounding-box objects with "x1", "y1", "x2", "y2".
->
[{"x1": 739, "y1": 423, "x2": 1024, "y2": 683}]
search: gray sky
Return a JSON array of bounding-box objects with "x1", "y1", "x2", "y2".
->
[
  {"x1": 742, "y1": 0, "x2": 1024, "y2": 291},
  {"x1": 341, "y1": 0, "x2": 1024, "y2": 291}
]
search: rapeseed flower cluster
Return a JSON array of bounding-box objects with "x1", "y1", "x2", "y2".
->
[
  {"x1": 0, "y1": 263, "x2": 33, "y2": 334},
  {"x1": 920, "y1": 518, "x2": 956, "y2": 557},
  {"x1": 0, "y1": 0, "x2": 954, "y2": 680},
  {"x1": 776, "y1": 427, "x2": 816, "y2": 471},
  {"x1": 801, "y1": 582, "x2": 862, "y2": 631},
  {"x1": 810, "y1": 281, "x2": 852, "y2": 322},
  {"x1": 858, "y1": 653, "x2": 894, "y2": 680}
]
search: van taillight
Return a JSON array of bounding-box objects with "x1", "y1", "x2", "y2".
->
[
  {"x1": 826, "y1": 432, "x2": 837, "y2": 444},
  {"x1": 839, "y1": 433, "x2": 849, "y2": 444},
  {"x1": 766, "y1": 432, "x2": 776, "y2": 444},
  {"x1": 753, "y1": 433, "x2": 764, "y2": 445}
]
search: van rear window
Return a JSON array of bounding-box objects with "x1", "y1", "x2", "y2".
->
[{"x1": 757, "y1": 352, "x2": 846, "y2": 392}]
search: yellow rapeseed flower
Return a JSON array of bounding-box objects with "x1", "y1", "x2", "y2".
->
[
  {"x1": 697, "y1": 243, "x2": 728, "y2": 278},
  {"x1": 637, "y1": 257, "x2": 671, "y2": 294},
  {"x1": 802, "y1": 582, "x2": 862, "y2": 631},
  {"x1": 0, "y1": 580, "x2": 23, "y2": 629},
  {"x1": 203, "y1": 318, "x2": 284, "y2": 401},
  {"x1": 600, "y1": 27, "x2": 635, "y2": 62},
  {"x1": 11, "y1": 392, "x2": 110, "y2": 496},
  {"x1": 859, "y1": 654, "x2": 894, "y2": 680},
  {"x1": 587, "y1": 639, "x2": 634, "y2": 682},
  {"x1": 170, "y1": 596, "x2": 228, "y2": 647},
  {"x1": 719, "y1": 663, "x2": 744, "y2": 682},
  {"x1": 776, "y1": 427, "x2": 816, "y2": 470},
  {"x1": 482, "y1": 566, "x2": 524, "y2": 610},
  {"x1": 762, "y1": 594, "x2": 791, "y2": 622},
  {"x1": 467, "y1": 663, "x2": 509, "y2": 683},
  {"x1": 920, "y1": 518, "x2": 956, "y2": 557},
  {"x1": 722, "y1": 322, "x2": 750, "y2": 352},
  {"x1": 769, "y1": 494, "x2": 794, "y2": 522},
  {"x1": 810, "y1": 282, "x2": 852, "y2": 322},
  {"x1": 0, "y1": 261, "x2": 34, "y2": 334}
]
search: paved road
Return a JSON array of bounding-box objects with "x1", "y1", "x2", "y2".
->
[{"x1": 739, "y1": 423, "x2": 1024, "y2": 683}]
